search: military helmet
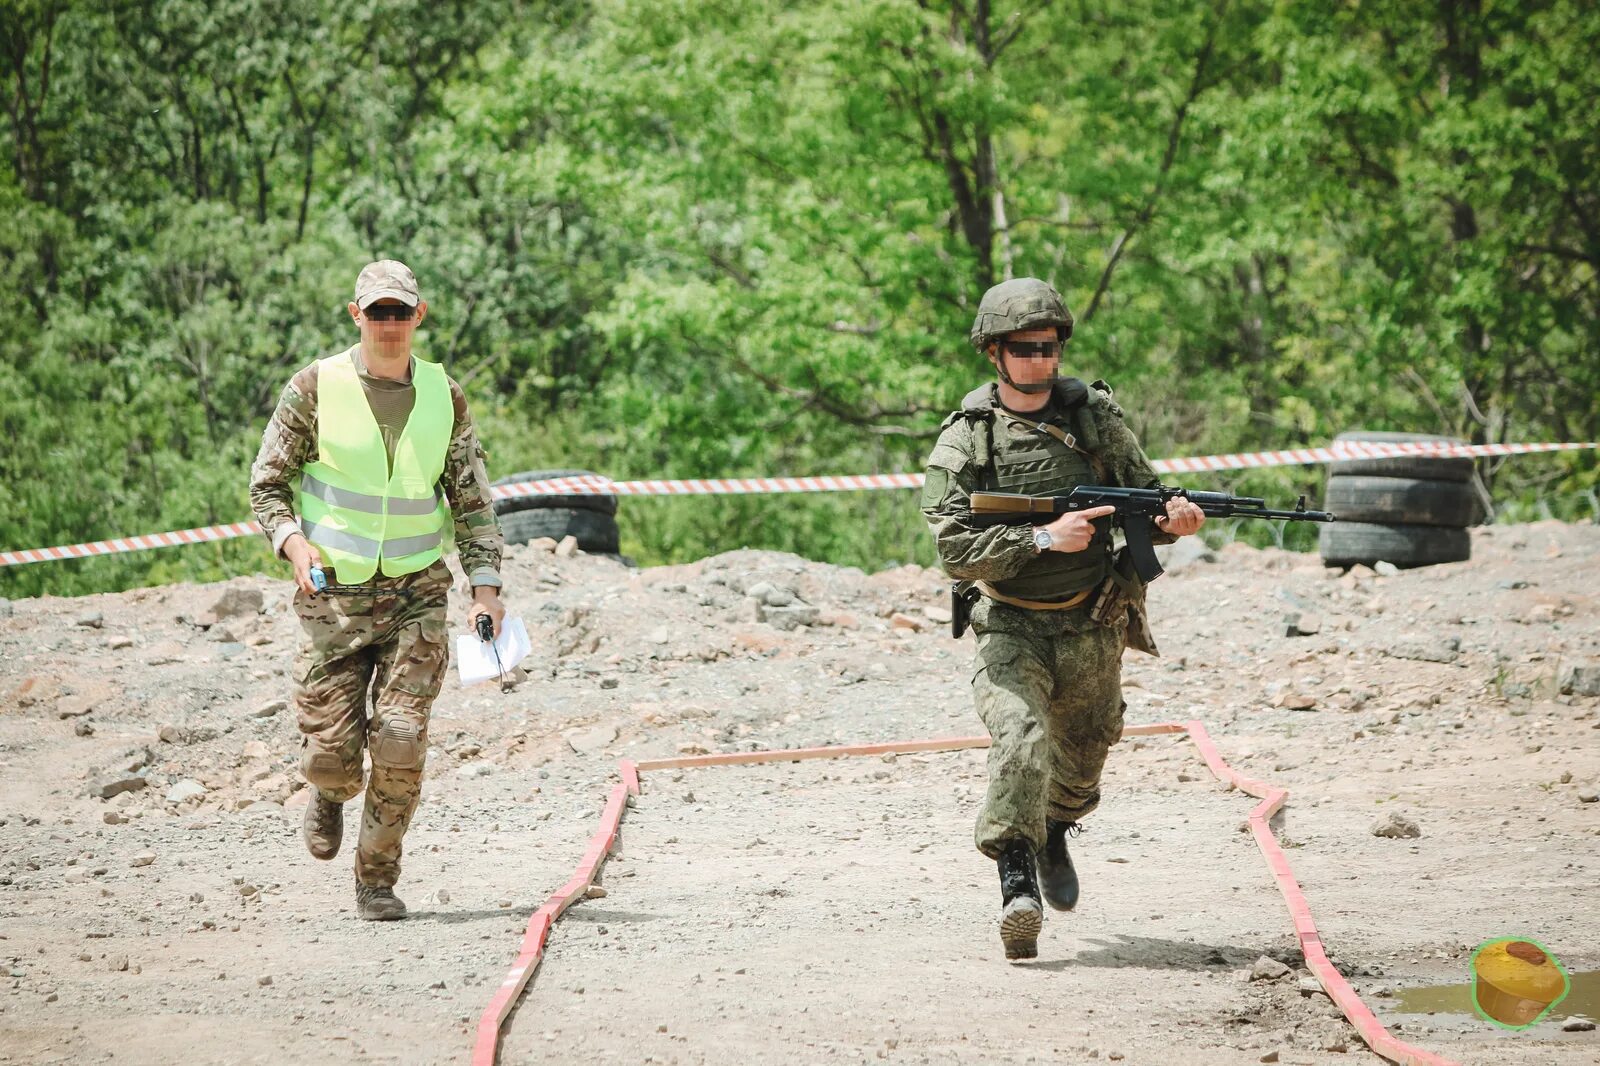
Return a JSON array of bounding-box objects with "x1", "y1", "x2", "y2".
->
[{"x1": 969, "y1": 277, "x2": 1075, "y2": 350}]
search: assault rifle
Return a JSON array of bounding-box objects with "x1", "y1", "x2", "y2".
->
[
  {"x1": 969, "y1": 485, "x2": 1337, "y2": 584},
  {"x1": 949, "y1": 485, "x2": 1335, "y2": 639}
]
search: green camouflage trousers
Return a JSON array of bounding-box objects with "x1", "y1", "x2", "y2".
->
[
  {"x1": 291, "y1": 560, "x2": 451, "y2": 887},
  {"x1": 968, "y1": 597, "x2": 1127, "y2": 859}
]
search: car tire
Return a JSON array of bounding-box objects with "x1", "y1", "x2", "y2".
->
[
  {"x1": 498, "y1": 507, "x2": 621, "y2": 554},
  {"x1": 1323, "y1": 475, "x2": 1483, "y2": 528},
  {"x1": 491, "y1": 469, "x2": 618, "y2": 517},
  {"x1": 1318, "y1": 521, "x2": 1471, "y2": 569},
  {"x1": 1327, "y1": 431, "x2": 1474, "y2": 482}
]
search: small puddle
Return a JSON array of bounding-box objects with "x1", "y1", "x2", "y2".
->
[{"x1": 1393, "y1": 968, "x2": 1600, "y2": 1024}]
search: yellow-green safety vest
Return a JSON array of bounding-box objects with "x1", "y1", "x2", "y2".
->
[{"x1": 298, "y1": 351, "x2": 452, "y2": 583}]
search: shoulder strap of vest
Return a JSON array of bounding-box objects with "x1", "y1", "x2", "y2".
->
[
  {"x1": 944, "y1": 377, "x2": 1113, "y2": 486},
  {"x1": 993, "y1": 407, "x2": 1108, "y2": 483},
  {"x1": 942, "y1": 383, "x2": 999, "y2": 482}
]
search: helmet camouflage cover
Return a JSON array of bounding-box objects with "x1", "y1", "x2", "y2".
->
[{"x1": 969, "y1": 277, "x2": 1075, "y2": 350}]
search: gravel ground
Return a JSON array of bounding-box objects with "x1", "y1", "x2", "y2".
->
[{"x1": 2, "y1": 521, "x2": 1597, "y2": 1065}]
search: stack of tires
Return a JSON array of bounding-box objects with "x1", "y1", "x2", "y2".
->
[
  {"x1": 491, "y1": 469, "x2": 620, "y2": 554},
  {"x1": 1319, "y1": 431, "x2": 1484, "y2": 570}
]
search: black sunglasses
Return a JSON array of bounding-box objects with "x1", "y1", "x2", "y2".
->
[
  {"x1": 1002, "y1": 339, "x2": 1063, "y2": 359},
  {"x1": 364, "y1": 304, "x2": 416, "y2": 322}
]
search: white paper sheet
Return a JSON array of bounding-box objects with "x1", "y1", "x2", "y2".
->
[{"x1": 455, "y1": 616, "x2": 531, "y2": 686}]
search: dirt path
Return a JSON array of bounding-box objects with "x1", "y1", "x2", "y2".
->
[
  {"x1": 2, "y1": 524, "x2": 1598, "y2": 1065},
  {"x1": 512, "y1": 750, "x2": 1381, "y2": 1065}
]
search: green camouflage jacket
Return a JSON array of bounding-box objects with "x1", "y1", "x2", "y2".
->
[{"x1": 921, "y1": 379, "x2": 1169, "y2": 583}]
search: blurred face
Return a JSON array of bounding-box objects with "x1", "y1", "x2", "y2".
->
[
  {"x1": 348, "y1": 298, "x2": 426, "y2": 356},
  {"x1": 989, "y1": 327, "x2": 1062, "y2": 389}
]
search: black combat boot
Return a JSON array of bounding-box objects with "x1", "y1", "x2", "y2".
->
[
  {"x1": 1037, "y1": 819, "x2": 1082, "y2": 912},
  {"x1": 355, "y1": 879, "x2": 408, "y2": 921},
  {"x1": 997, "y1": 838, "x2": 1043, "y2": 960},
  {"x1": 302, "y1": 793, "x2": 343, "y2": 860}
]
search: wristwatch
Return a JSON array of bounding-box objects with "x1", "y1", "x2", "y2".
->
[{"x1": 1032, "y1": 528, "x2": 1054, "y2": 553}]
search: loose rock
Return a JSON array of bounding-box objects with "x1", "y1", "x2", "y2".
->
[
  {"x1": 208, "y1": 586, "x2": 264, "y2": 621},
  {"x1": 1370, "y1": 812, "x2": 1422, "y2": 839},
  {"x1": 746, "y1": 581, "x2": 795, "y2": 607},
  {"x1": 564, "y1": 725, "x2": 618, "y2": 755},
  {"x1": 1158, "y1": 537, "x2": 1217, "y2": 573},
  {"x1": 1250, "y1": 956, "x2": 1291, "y2": 981},
  {"x1": 1283, "y1": 612, "x2": 1322, "y2": 637},
  {"x1": 1560, "y1": 665, "x2": 1600, "y2": 697},
  {"x1": 89, "y1": 774, "x2": 147, "y2": 800},
  {"x1": 165, "y1": 780, "x2": 207, "y2": 804},
  {"x1": 1386, "y1": 637, "x2": 1461, "y2": 664},
  {"x1": 760, "y1": 604, "x2": 819, "y2": 631}
]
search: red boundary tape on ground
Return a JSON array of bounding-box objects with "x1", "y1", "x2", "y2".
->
[{"x1": 470, "y1": 724, "x2": 1461, "y2": 1066}]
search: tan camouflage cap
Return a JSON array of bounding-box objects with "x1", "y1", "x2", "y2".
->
[{"x1": 354, "y1": 260, "x2": 421, "y2": 308}]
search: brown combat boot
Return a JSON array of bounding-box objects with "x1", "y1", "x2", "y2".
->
[
  {"x1": 355, "y1": 879, "x2": 408, "y2": 921},
  {"x1": 301, "y1": 793, "x2": 343, "y2": 860}
]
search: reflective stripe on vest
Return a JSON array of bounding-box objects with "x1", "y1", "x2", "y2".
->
[
  {"x1": 300, "y1": 471, "x2": 443, "y2": 517},
  {"x1": 298, "y1": 349, "x2": 452, "y2": 583}
]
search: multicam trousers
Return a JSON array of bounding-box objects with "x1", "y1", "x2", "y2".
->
[
  {"x1": 968, "y1": 596, "x2": 1127, "y2": 859},
  {"x1": 291, "y1": 560, "x2": 451, "y2": 887}
]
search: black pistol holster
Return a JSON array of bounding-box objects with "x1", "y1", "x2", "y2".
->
[{"x1": 951, "y1": 581, "x2": 982, "y2": 639}]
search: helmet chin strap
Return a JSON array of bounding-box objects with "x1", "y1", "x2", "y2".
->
[{"x1": 992, "y1": 352, "x2": 1056, "y2": 395}]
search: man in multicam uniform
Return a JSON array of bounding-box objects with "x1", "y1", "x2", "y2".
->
[
  {"x1": 249, "y1": 260, "x2": 505, "y2": 921},
  {"x1": 921, "y1": 277, "x2": 1205, "y2": 960}
]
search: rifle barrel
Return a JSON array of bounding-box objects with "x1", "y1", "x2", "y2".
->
[{"x1": 1216, "y1": 506, "x2": 1337, "y2": 522}]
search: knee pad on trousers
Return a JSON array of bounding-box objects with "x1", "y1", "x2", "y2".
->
[
  {"x1": 371, "y1": 718, "x2": 424, "y2": 770},
  {"x1": 302, "y1": 749, "x2": 356, "y2": 790}
]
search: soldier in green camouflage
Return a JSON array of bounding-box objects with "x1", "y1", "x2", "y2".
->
[
  {"x1": 922, "y1": 277, "x2": 1205, "y2": 959},
  {"x1": 249, "y1": 260, "x2": 506, "y2": 921}
]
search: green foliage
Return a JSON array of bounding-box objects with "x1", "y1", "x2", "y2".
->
[{"x1": 2, "y1": 0, "x2": 1596, "y2": 598}]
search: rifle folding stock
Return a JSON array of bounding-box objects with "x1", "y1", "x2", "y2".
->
[{"x1": 968, "y1": 485, "x2": 1336, "y2": 583}]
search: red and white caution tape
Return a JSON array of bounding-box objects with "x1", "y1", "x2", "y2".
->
[
  {"x1": 0, "y1": 521, "x2": 264, "y2": 568},
  {"x1": 489, "y1": 472, "x2": 925, "y2": 499},
  {"x1": 3, "y1": 440, "x2": 1593, "y2": 568},
  {"x1": 1152, "y1": 438, "x2": 1595, "y2": 474}
]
